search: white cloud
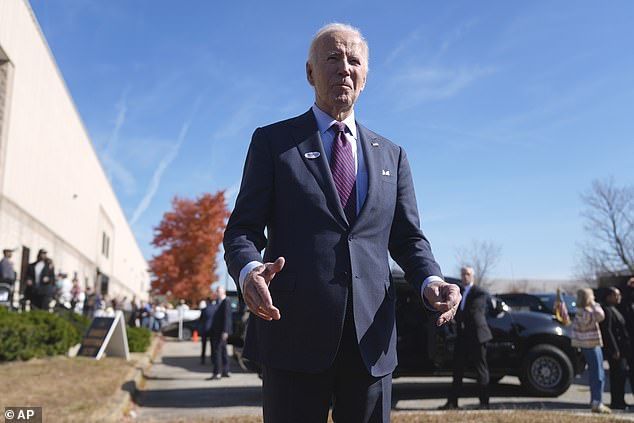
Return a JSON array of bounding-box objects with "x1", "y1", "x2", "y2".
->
[
  {"x1": 129, "y1": 97, "x2": 202, "y2": 225},
  {"x1": 393, "y1": 65, "x2": 496, "y2": 107},
  {"x1": 98, "y1": 88, "x2": 137, "y2": 194},
  {"x1": 130, "y1": 120, "x2": 190, "y2": 226}
]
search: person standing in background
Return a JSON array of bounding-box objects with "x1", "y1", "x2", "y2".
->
[
  {"x1": 0, "y1": 248, "x2": 16, "y2": 285},
  {"x1": 599, "y1": 287, "x2": 632, "y2": 410},
  {"x1": 571, "y1": 287, "x2": 611, "y2": 414},
  {"x1": 70, "y1": 277, "x2": 82, "y2": 312},
  {"x1": 210, "y1": 286, "x2": 232, "y2": 379},
  {"x1": 440, "y1": 266, "x2": 492, "y2": 410},
  {"x1": 199, "y1": 294, "x2": 217, "y2": 365},
  {"x1": 25, "y1": 249, "x2": 55, "y2": 310}
]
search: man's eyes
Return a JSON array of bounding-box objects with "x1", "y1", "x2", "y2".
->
[{"x1": 326, "y1": 55, "x2": 362, "y2": 65}]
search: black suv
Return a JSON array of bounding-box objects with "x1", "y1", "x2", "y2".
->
[
  {"x1": 394, "y1": 277, "x2": 584, "y2": 396},
  {"x1": 497, "y1": 292, "x2": 577, "y2": 320}
]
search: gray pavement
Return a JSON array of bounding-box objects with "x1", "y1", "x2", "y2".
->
[{"x1": 133, "y1": 338, "x2": 634, "y2": 421}]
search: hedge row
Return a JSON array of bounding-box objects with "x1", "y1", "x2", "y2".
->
[{"x1": 0, "y1": 308, "x2": 152, "y2": 361}]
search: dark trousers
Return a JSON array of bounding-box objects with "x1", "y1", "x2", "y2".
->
[
  {"x1": 628, "y1": 355, "x2": 634, "y2": 395},
  {"x1": 607, "y1": 357, "x2": 628, "y2": 407},
  {"x1": 261, "y1": 294, "x2": 391, "y2": 423},
  {"x1": 449, "y1": 335, "x2": 490, "y2": 406},
  {"x1": 211, "y1": 335, "x2": 229, "y2": 376},
  {"x1": 201, "y1": 334, "x2": 212, "y2": 362},
  {"x1": 32, "y1": 293, "x2": 51, "y2": 311}
]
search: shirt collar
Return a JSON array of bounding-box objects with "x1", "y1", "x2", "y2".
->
[{"x1": 311, "y1": 104, "x2": 357, "y2": 139}]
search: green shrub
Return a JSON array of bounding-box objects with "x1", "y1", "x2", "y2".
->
[
  {"x1": 0, "y1": 310, "x2": 81, "y2": 361},
  {"x1": 126, "y1": 326, "x2": 152, "y2": 353},
  {"x1": 0, "y1": 308, "x2": 152, "y2": 360},
  {"x1": 54, "y1": 309, "x2": 91, "y2": 337}
]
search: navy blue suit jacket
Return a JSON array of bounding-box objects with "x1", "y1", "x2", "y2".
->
[
  {"x1": 198, "y1": 303, "x2": 217, "y2": 336},
  {"x1": 224, "y1": 109, "x2": 442, "y2": 377},
  {"x1": 211, "y1": 298, "x2": 233, "y2": 337}
]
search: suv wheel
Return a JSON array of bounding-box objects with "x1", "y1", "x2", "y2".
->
[{"x1": 520, "y1": 344, "x2": 573, "y2": 396}]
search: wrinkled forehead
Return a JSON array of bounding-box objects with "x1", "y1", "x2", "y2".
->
[{"x1": 317, "y1": 30, "x2": 366, "y2": 56}]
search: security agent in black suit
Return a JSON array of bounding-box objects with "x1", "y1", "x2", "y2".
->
[
  {"x1": 223, "y1": 23, "x2": 461, "y2": 423},
  {"x1": 210, "y1": 286, "x2": 233, "y2": 379},
  {"x1": 198, "y1": 295, "x2": 217, "y2": 364},
  {"x1": 440, "y1": 266, "x2": 493, "y2": 410},
  {"x1": 24, "y1": 249, "x2": 55, "y2": 311},
  {"x1": 599, "y1": 287, "x2": 632, "y2": 410}
]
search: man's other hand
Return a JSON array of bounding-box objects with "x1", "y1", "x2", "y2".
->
[
  {"x1": 424, "y1": 280, "x2": 461, "y2": 326},
  {"x1": 244, "y1": 257, "x2": 285, "y2": 321}
]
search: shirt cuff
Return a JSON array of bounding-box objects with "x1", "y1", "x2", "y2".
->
[
  {"x1": 421, "y1": 275, "x2": 444, "y2": 312},
  {"x1": 239, "y1": 261, "x2": 263, "y2": 291}
]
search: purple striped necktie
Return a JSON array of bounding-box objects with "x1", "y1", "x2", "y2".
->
[{"x1": 329, "y1": 122, "x2": 356, "y2": 224}]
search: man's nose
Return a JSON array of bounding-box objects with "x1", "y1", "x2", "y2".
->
[{"x1": 337, "y1": 59, "x2": 351, "y2": 76}]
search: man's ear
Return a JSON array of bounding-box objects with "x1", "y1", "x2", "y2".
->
[
  {"x1": 306, "y1": 62, "x2": 314, "y2": 86},
  {"x1": 359, "y1": 74, "x2": 367, "y2": 92}
]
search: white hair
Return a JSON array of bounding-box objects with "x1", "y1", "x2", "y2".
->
[{"x1": 307, "y1": 22, "x2": 369, "y2": 67}]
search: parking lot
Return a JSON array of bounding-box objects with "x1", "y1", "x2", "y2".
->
[{"x1": 132, "y1": 339, "x2": 634, "y2": 421}]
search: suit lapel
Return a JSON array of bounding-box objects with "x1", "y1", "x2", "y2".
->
[
  {"x1": 355, "y1": 123, "x2": 380, "y2": 226},
  {"x1": 292, "y1": 110, "x2": 348, "y2": 228}
]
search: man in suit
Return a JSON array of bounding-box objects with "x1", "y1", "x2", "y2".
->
[
  {"x1": 25, "y1": 249, "x2": 55, "y2": 311},
  {"x1": 599, "y1": 286, "x2": 632, "y2": 410},
  {"x1": 224, "y1": 23, "x2": 460, "y2": 423},
  {"x1": 210, "y1": 286, "x2": 233, "y2": 379},
  {"x1": 440, "y1": 266, "x2": 493, "y2": 410},
  {"x1": 198, "y1": 294, "x2": 217, "y2": 364},
  {"x1": 0, "y1": 248, "x2": 17, "y2": 285}
]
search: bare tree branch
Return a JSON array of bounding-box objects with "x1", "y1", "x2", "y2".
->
[{"x1": 578, "y1": 178, "x2": 634, "y2": 277}]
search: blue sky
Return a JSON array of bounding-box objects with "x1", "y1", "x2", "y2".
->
[{"x1": 29, "y1": 0, "x2": 634, "y2": 285}]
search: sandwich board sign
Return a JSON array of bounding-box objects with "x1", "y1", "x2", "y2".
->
[{"x1": 77, "y1": 311, "x2": 130, "y2": 360}]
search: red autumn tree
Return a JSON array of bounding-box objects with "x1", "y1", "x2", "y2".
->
[{"x1": 149, "y1": 191, "x2": 230, "y2": 304}]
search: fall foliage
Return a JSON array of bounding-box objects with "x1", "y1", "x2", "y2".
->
[{"x1": 149, "y1": 191, "x2": 230, "y2": 304}]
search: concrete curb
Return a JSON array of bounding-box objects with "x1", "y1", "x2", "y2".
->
[{"x1": 99, "y1": 335, "x2": 163, "y2": 422}]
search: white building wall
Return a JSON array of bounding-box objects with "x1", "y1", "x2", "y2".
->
[{"x1": 0, "y1": 0, "x2": 149, "y2": 300}]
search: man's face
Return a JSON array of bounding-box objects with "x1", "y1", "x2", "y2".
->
[
  {"x1": 461, "y1": 268, "x2": 475, "y2": 285},
  {"x1": 306, "y1": 30, "x2": 367, "y2": 117},
  {"x1": 609, "y1": 289, "x2": 622, "y2": 305}
]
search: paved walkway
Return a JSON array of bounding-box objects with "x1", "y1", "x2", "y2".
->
[
  {"x1": 135, "y1": 338, "x2": 262, "y2": 421},
  {"x1": 133, "y1": 338, "x2": 634, "y2": 421}
]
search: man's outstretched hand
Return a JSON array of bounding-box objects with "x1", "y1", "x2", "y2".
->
[
  {"x1": 424, "y1": 280, "x2": 461, "y2": 326},
  {"x1": 243, "y1": 257, "x2": 285, "y2": 321}
]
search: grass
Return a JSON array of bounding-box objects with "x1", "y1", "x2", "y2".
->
[
  {"x1": 0, "y1": 355, "x2": 135, "y2": 423},
  {"x1": 136, "y1": 410, "x2": 629, "y2": 423}
]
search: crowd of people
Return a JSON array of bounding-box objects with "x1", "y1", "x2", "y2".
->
[{"x1": 0, "y1": 246, "x2": 173, "y2": 333}]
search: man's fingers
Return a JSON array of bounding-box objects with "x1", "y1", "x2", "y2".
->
[
  {"x1": 262, "y1": 256, "x2": 285, "y2": 281},
  {"x1": 244, "y1": 273, "x2": 281, "y2": 321},
  {"x1": 436, "y1": 308, "x2": 456, "y2": 326},
  {"x1": 432, "y1": 301, "x2": 451, "y2": 312}
]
